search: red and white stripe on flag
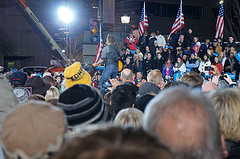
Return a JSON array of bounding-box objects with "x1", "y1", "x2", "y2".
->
[
  {"x1": 168, "y1": 2, "x2": 184, "y2": 42},
  {"x1": 215, "y1": 4, "x2": 224, "y2": 39},
  {"x1": 94, "y1": 23, "x2": 103, "y2": 63},
  {"x1": 94, "y1": 39, "x2": 103, "y2": 63},
  {"x1": 138, "y1": 1, "x2": 148, "y2": 36}
]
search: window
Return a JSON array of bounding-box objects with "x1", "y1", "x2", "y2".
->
[{"x1": 146, "y1": 2, "x2": 204, "y2": 20}]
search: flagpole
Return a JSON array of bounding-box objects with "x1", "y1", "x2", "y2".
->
[
  {"x1": 143, "y1": 1, "x2": 145, "y2": 32},
  {"x1": 98, "y1": 0, "x2": 102, "y2": 39},
  {"x1": 180, "y1": 0, "x2": 182, "y2": 35}
]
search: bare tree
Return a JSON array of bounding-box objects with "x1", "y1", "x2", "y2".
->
[
  {"x1": 67, "y1": 35, "x2": 83, "y2": 63},
  {"x1": 225, "y1": 0, "x2": 240, "y2": 41}
]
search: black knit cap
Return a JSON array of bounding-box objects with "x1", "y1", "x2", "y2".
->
[
  {"x1": 135, "y1": 94, "x2": 155, "y2": 112},
  {"x1": 58, "y1": 84, "x2": 111, "y2": 129}
]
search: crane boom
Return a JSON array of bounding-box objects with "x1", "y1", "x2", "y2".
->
[{"x1": 17, "y1": 0, "x2": 71, "y2": 66}]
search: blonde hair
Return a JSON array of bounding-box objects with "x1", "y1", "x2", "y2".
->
[
  {"x1": 114, "y1": 108, "x2": 143, "y2": 127},
  {"x1": 147, "y1": 69, "x2": 162, "y2": 85},
  {"x1": 150, "y1": 32, "x2": 156, "y2": 37},
  {"x1": 45, "y1": 86, "x2": 59, "y2": 101},
  {"x1": 210, "y1": 89, "x2": 240, "y2": 142}
]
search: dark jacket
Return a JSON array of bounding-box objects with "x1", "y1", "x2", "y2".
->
[
  {"x1": 155, "y1": 58, "x2": 165, "y2": 73},
  {"x1": 102, "y1": 44, "x2": 123, "y2": 66},
  {"x1": 224, "y1": 58, "x2": 238, "y2": 73},
  {"x1": 148, "y1": 37, "x2": 157, "y2": 55},
  {"x1": 138, "y1": 35, "x2": 150, "y2": 54},
  {"x1": 132, "y1": 59, "x2": 143, "y2": 73},
  {"x1": 226, "y1": 141, "x2": 240, "y2": 159},
  {"x1": 143, "y1": 58, "x2": 154, "y2": 77},
  {"x1": 185, "y1": 32, "x2": 194, "y2": 47}
]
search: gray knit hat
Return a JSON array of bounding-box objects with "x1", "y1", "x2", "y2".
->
[
  {"x1": 139, "y1": 82, "x2": 160, "y2": 96},
  {"x1": 58, "y1": 84, "x2": 111, "y2": 129}
]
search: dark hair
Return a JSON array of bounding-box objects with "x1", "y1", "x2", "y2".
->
[
  {"x1": 107, "y1": 34, "x2": 115, "y2": 43},
  {"x1": 53, "y1": 127, "x2": 174, "y2": 159},
  {"x1": 111, "y1": 85, "x2": 136, "y2": 114},
  {"x1": 43, "y1": 76, "x2": 55, "y2": 84}
]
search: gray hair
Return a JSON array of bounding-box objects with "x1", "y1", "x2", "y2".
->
[
  {"x1": 114, "y1": 108, "x2": 143, "y2": 127},
  {"x1": 121, "y1": 69, "x2": 133, "y2": 82},
  {"x1": 143, "y1": 87, "x2": 222, "y2": 159}
]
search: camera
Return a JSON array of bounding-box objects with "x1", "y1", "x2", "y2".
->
[
  {"x1": 205, "y1": 66, "x2": 213, "y2": 71},
  {"x1": 219, "y1": 75, "x2": 227, "y2": 80},
  {"x1": 104, "y1": 81, "x2": 112, "y2": 88}
]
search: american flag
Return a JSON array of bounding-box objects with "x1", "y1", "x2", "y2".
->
[
  {"x1": 215, "y1": 4, "x2": 224, "y2": 39},
  {"x1": 94, "y1": 23, "x2": 103, "y2": 63},
  {"x1": 138, "y1": 1, "x2": 148, "y2": 36},
  {"x1": 168, "y1": 0, "x2": 184, "y2": 42}
]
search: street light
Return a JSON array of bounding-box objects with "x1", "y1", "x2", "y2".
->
[
  {"x1": 58, "y1": 6, "x2": 74, "y2": 24},
  {"x1": 58, "y1": 6, "x2": 74, "y2": 60},
  {"x1": 219, "y1": 0, "x2": 223, "y2": 4},
  {"x1": 121, "y1": 15, "x2": 130, "y2": 31}
]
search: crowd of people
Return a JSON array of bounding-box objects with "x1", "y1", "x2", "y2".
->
[
  {"x1": 119, "y1": 29, "x2": 240, "y2": 83},
  {"x1": 0, "y1": 29, "x2": 240, "y2": 159}
]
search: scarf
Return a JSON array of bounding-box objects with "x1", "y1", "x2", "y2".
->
[{"x1": 175, "y1": 61, "x2": 183, "y2": 68}]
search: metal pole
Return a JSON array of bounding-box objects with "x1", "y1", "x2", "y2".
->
[{"x1": 180, "y1": 0, "x2": 182, "y2": 35}]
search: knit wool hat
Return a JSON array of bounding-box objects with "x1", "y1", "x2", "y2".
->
[
  {"x1": 25, "y1": 76, "x2": 51, "y2": 95},
  {"x1": 135, "y1": 94, "x2": 155, "y2": 112},
  {"x1": 139, "y1": 82, "x2": 160, "y2": 96},
  {"x1": 10, "y1": 71, "x2": 27, "y2": 86},
  {"x1": 58, "y1": 84, "x2": 111, "y2": 129},
  {"x1": 12, "y1": 87, "x2": 31, "y2": 104},
  {"x1": 64, "y1": 62, "x2": 91, "y2": 89},
  {"x1": 1, "y1": 101, "x2": 66, "y2": 159}
]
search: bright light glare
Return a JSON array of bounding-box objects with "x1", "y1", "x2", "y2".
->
[
  {"x1": 121, "y1": 16, "x2": 130, "y2": 24},
  {"x1": 219, "y1": 0, "x2": 223, "y2": 4},
  {"x1": 58, "y1": 7, "x2": 74, "y2": 24}
]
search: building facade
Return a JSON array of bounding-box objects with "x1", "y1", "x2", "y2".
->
[{"x1": 113, "y1": 0, "x2": 230, "y2": 41}]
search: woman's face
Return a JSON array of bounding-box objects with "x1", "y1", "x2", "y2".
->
[
  {"x1": 147, "y1": 53, "x2": 151, "y2": 59},
  {"x1": 204, "y1": 55, "x2": 208, "y2": 61},
  {"x1": 138, "y1": 55, "x2": 143, "y2": 60},
  {"x1": 177, "y1": 58, "x2": 181, "y2": 63},
  {"x1": 214, "y1": 57, "x2": 219, "y2": 63},
  {"x1": 207, "y1": 49, "x2": 211, "y2": 55},
  {"x1": 146, "y1": 46, "x2": 150, "y2": 51},
  {"x1": 157, "y1": 54, "x2": 162, "y2": 59},
  {"x1": 167, "y1": 59, "x2": 171, "y2": 64}
]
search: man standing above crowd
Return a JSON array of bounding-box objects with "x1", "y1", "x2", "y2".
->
[
  {"x1": 185, "y1": 28, "x2": 194, "y2": 47},
  {"x1": 93, "y1": 34, "x2": 123, "y2": 89},
  {"x1": 139, "y1": 31, "x2": 150, "y2": 54}
]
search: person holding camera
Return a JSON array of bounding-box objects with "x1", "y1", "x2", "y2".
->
[
  {"x1": 186, "y1": 53, "x2": 199, "y2": 73},
  {"x1": 125, "y1": 33, "x2": 138, "y2": 54},
  {"x1": 210, "y1": 56, "x2": 223, "y2": 76},
  {"x1": 199, "y1": 54, "x2": 211, "y2": 77}
]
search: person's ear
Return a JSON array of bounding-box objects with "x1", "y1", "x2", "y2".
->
[{"x1": 221, "y1": 134, "x2": 229, "y2": 158}]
